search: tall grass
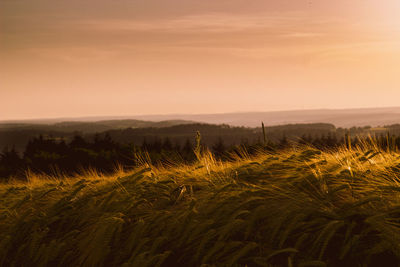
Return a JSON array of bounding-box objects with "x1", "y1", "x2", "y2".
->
[{"x1": 1, "y1": 143, "x2": 400, "y2": 266}]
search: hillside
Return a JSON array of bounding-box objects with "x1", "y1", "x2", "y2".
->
[
  {"x1": 107, "y1": 107, "x2": 400, "y2": 128},
  {"x1": 100, "y1": 123, "x2": 336, "y2": 147},
  {"x1": 0, "y1": 122, "x2": 337, "y2": 153},
  {"x1": 0, "y1": 119, "x2": 195, "y2": 153},
  {"x1": 1, "y1": 145, "x2": 400, "y2": 266},
  {"x1": 4, "y1": 107, "x2": 400, "y2": 128},
  {"x1": 0, "y1": 119, "x2": 195, "y2": 133}
]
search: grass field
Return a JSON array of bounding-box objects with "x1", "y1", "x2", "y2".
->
[{"x1": 1, "y1": 144, "x2": 400, "y2": 266}]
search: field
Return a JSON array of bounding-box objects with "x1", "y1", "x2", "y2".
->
[{"x1": 1, "y1": 144, "x2": 400, "y2": 266}]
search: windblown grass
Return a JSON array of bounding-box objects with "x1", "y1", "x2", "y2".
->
[{"x1": 1, "y1": 144, "x2": 400, "y2": 266}]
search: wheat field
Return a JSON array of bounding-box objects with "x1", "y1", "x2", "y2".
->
[{"x1": 1, "y1": 144, "x2": 400, "y2": 266}]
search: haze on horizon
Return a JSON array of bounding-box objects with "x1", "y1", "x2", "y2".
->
[{"x1": 1, "y1": 0, "x2": 400, "y2": 120}]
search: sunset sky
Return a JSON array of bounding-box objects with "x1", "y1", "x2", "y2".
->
[{"x1": 1, "y1": 0, "x2": 400, "y2": 120}]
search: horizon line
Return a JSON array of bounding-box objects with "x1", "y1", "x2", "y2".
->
[{"x1": 2, "y1": 105, "x2": 400, "y2": 123}]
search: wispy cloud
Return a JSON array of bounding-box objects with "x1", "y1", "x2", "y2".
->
[
  {"x1": 280, "y1": 32, "x2": 324, "y2": 38},
  {"x1": 80, "y1": 12, "x2": 336, "y2": 35}
]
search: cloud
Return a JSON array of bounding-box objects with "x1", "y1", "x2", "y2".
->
[
  {"x1": 2, "y1": 6, "x2": 399, "y2": 69},
  {"x1": 80, "y1": 12, "x2": 333, "y2": 34},
  {"x1": 280, "y1": 32, "x2": 324, "y2": 38}
]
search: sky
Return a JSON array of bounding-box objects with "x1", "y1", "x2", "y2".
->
[{"x1": 1, "y1": 0, "x2": 400, "y2": 120}]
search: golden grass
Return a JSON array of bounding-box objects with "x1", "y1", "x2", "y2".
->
[{"x1": 1, "y1": 144, "x2": 400, "y2": 266}]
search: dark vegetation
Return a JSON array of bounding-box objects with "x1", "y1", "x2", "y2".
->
[
  {"x1": 0, "y1": 119, "x2": 194, "y2": 153},
  {"x1": 1, "y1": 122, "x2": 400, "y2": 181}
]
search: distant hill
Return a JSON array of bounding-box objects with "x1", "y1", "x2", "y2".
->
[
  {"x1": 98, "y1": 123, "x2": 336, "y2": 148},
  {"x1": 126, "y1": 107, "x2": 400, "y2": 128},
  {"x1": 0, "y1": 107, "x2": 400, "y2": 128},
  {"x1": 3, "y1": 106, "x2": 400, "y2": 154},
  {"x1": 0, "y1": 122, "x2": 337, "y2": 154},
  {"x1": 0, "y1": 119, "x2": 194, "y2": 133},
  {"x1": 4, "y1": 107, "x2": 400, "y2": 128},
  {"x1": 0, "y1": 119, "x2": 194, "y2": 153}
]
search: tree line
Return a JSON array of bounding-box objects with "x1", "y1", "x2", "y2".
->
[{"x1": 1, "y1": 131, "x2": 399, "y2": 181}]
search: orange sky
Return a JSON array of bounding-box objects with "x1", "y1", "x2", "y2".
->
[{"x1": 1, "y1": 0, "x2": 399, "y2": 120}]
